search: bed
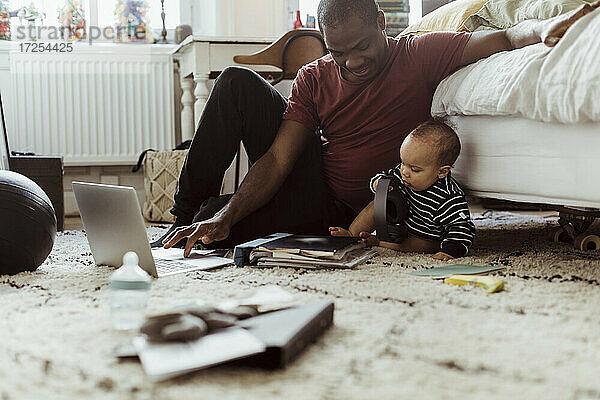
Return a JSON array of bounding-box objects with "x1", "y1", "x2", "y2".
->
[
  {"x1": 445, "y1": 116, "x2": 600, "y2": 209},
  {"x1": 422, "y1": 0, "x2": 600, "y2": 249}
]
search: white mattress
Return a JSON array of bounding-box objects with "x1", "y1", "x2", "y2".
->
[{"x1": 447, "y1": 115, "x2": 600, "y2": 209}]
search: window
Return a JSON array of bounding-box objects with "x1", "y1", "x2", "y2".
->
[
  {"x1": 9, "y1": 0, "x2": 64, "y2": 27},
  {"x1": 296, "y1": 0, "x2": 421, "y2": 29},
  {"x1": 299, "y1": 0, "x2": 318, "y2": 27},
  {"x1": 96, "y1": 0, "x2": 180, "y2": 29},
  {"x1": 8, "y1": 0, "x2": 180, "y2": 35}
]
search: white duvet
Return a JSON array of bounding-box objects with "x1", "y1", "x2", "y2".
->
[{"x1": 431, "y1": 9, "x2": 600, "y2": 123}]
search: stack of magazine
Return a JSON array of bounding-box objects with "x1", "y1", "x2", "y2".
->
[{"x1": 248, "y1": 235, "x2": 377, "y2": 269}]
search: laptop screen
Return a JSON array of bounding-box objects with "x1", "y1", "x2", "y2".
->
[{"x1": 0, "y1": 93, "x2": 9, "y2": 170}]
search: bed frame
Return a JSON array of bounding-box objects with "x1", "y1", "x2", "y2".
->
[{"x1": 447, "y1": 115, "x2": 600, "y2": 251}]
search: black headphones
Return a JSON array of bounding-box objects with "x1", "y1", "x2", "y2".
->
[{"x1": 374, "y1": 177, "x2": 409, "y2": 242}]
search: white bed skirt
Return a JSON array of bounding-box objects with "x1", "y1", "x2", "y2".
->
[{"x1": 447, "y1": 115, "x2": 600, "y2": 209}]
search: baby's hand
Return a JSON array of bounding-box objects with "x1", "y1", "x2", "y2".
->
[
  {"x1": 371, "y1": 177, "x2": 381, "y2": 192},
  {"x1": 329, "y1": 227, "x2": 352, "y2": 237},
  {"x1": 371, "y1": 177, "x2": 393, "y2": 192},
  {"x1": 432, "y1": 252, "x2": 454, "y2": 261},
  {"x1": 359, "y1": 231, "x2": 380, "y2": 247}
]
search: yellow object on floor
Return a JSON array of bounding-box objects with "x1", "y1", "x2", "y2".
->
[{"x1": 444, "y1": 275, "x2": 505, "y2": 294}]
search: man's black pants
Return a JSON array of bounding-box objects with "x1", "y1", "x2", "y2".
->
[{"x1": 171, "y1": 67, "x2": 355, "y2": 248}]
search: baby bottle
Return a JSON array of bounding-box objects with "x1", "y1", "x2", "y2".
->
[{"x1": 109, "y1": 251, "x2": 151, "y2": 331}]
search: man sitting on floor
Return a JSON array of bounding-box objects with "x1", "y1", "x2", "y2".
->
[{"x1": 160, "y1": 0, "x2": 598, "y2": 256}]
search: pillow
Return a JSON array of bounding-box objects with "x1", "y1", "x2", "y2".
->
[
  {"x1": 398, "y1": 0, "x2": 489, "y2": 36},
  {"x1": 463, "y1": 0, "x2": 596, "y2": 31}
]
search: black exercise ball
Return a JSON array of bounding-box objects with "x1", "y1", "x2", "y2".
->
[{"x1": 0, "y1": 170, "x2": 57, "y2": 275}]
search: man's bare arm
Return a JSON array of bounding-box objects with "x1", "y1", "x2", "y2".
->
[
  {"x1": 163, "y1": 120, "x2": 314, "y2": 256},
  {"x1": 460, "y1": 1, "x2": 600, "y2": 67},
  {"x1": 222, "y1": 120, "x2": 314, "y2": 228}
]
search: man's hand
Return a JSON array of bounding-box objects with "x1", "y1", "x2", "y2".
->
[
  {"x1": 162, "y1": 214, "x2": 231, "y2": 257},
  {"x1": 432, "y1": 252, "x2": 454, "y2": 261},
  {"x1": 540, "y1": 1, "x2": 600, "y2": 47},
  {"x1": 329, "y1": 226, "x2": 352, "y2": 237}
]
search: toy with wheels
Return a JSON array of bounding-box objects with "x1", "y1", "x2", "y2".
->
[
  {"x1": 0, "y1": 170, "x2": 57, "y2": 275},
  {"x1": 550, "y1": 208, "x2": 600, "y2": 251}
]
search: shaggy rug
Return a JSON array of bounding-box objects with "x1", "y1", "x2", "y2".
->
[{"x1": 1, "y1": 211, "x2": 599, "y2": 400}]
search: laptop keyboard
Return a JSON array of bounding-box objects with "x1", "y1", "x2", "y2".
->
[{"x1": 155, "y1": 258, "x2": 198, "y2": 274}]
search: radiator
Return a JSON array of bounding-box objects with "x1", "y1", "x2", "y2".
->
[{"x1": 9, "y1": 45, "x2": 176, "y2": 166}]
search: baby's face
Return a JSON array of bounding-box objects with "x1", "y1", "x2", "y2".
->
[{"x1": 398, "y1": 135, "x2": 444, "y2": 191}]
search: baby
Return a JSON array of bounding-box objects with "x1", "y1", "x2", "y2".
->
[{"x1": 330, "y1": 120, "x2": 475, "y2": 261}]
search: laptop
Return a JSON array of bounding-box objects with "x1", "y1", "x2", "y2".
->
[
  {"x1": 72, "y1": 181, "x2": 233, "y2": 277},
  {"x1": 0, "y1": 93, "x2": 11, "y2": 170}
]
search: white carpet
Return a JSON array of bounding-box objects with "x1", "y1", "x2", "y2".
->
[{"x1": 1, "y1": 211, "x2": 600, "y2": 400}]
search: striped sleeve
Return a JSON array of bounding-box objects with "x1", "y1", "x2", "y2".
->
[
  {"x1": 433, "y1": 195, "x2": 476, "y2": 257},
  {"x1": 369, "y1": 164, "x2": 401, "y2": 194}
]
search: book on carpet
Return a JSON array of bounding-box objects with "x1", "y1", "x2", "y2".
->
[
  {"x1": 234, "y1": 233, "x2": 377, "y2": 269},
  {"x1": 252, "y1": 248, "x2": 378, "y2": 269},
  {"x1": 257, "y1": 234, "x2": 364, "y2": 258},
  {"x1": 133, "y1": 301, "x2": 334, "y2": 381},
  {"x1": 444, "y1": 275, "x2": 505, "y2": 294},
  {"x1": 407, "y1": 264, "x2": 506, "y2": 278}
]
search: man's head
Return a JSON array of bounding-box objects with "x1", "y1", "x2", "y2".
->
[
  {"x1": 398, "y1": 120, "x2": 461, "y2": 191},
  {"x1": 317, "y1": 0, "x2": 389, "y2": 83}
]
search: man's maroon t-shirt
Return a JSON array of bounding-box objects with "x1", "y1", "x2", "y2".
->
[{"x1": 282, "y1": 33, "x2": 470, "y2": 212}]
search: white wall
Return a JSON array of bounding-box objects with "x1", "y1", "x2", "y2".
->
[
  {"x1": 180, "y1": 0, "x2": 302, "y2": 37},
  {"x1": 180, "y1": 0, "x2": 217, "y2": 35},
  {"x1": 0, "y1": 42, "x2": 15, "y2": 147},
  {"x1": 410, "y1": 0, "x2": 423, "y2": 24},
  {"x1": 225, "y1": 0, "x2": 287, "y2": 37}
]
